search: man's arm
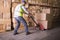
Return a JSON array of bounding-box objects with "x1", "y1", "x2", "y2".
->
[
  {"x1": 22, "y1": 6, "x2": 29, "y2": 14},
  {"x1": 22, "y1": 6, "x2": 32, "y2": 17}
]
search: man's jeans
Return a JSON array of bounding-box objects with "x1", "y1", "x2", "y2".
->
[{"x1": 14, "y1": 16, "x2": 29, "y2": 33}]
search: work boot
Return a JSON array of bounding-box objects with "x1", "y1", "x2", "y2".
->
[
  {"x1": 13, "y1": 32, "x2": 19, "y2": 35},
  {"x1": 26, "y1": 32, "x2": 31, "y2": 35}
]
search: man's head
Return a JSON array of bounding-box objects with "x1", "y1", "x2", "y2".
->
[{"x1": 22, "y1": 0, "x2": 27, "y2": 6}]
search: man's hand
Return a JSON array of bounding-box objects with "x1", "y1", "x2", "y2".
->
[{"x1": 28, "y1": 13, "x2": 33, "y2": 17}]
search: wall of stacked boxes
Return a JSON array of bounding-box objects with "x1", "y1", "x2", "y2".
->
[
  {"x1": 27, "y1": 0, "x2": 60, "y2": 29},
  {"x1": 0, "y1": 0, "x2": 11, "y2": 32}
]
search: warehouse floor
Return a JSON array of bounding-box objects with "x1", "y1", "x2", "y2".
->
[{"x1": 0, "y1": 26, "x2": 60, "y2": 40}]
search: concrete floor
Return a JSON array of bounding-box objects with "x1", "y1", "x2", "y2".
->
[{"x1": 0, "y1": 27, "x2": 60, "y2": 40}]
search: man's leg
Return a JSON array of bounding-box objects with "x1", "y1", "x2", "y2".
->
[
  {"x1": 19, "y1": 17, "x2": 31, "y2": 35},
  {"x1": 14, "y1": 17, "x2": 20, "y2": 35}
]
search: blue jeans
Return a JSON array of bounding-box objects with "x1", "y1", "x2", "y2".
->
[{"x1": 14, "y1": 16, "x2": 29, "y2": 33}]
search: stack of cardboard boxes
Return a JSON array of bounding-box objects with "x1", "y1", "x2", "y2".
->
[
  {"x1": 28, "y1": 0, "x2": 60, "y2": 29},
  {"x1": 0, "y1": 0, "x2": 11, "y2": 32}
]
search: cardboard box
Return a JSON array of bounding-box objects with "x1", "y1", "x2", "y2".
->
[
  {"x1": 0, "y1": 19, "x2": 11, "y2": 24},
  {"x1": 0, "y1": 19, "x2": 3, "y2": 24},
  {"x1": 39, "y1": 21, "x2": 53, "y2": 29},
  {"x1": 48, "y1": 0, "x2": 52, "y2": 4},
  {"x1": 42, "y1": 8, "x2": 50, "y2": 14},
  {"x1": 42, "y1": 0, "x2": 48, "y2": 3},
  {"x1": 3, "y1": 19, "x2": 11, "y2": 24},
  {"x1": 38, "y1": 20, "x2": 48, "y2": 29},
  {"x1": 1, "y1": 19, "x2": 11, "y2": 31},
  {"x1": 3, "y1": 0, "x2": 11, "y2": 13},
  {"x1": 0, "y1": 1, "x2": 4, "y2": 13},
  {"x1": 12, "y1": 0, "x2": 21, "y2": 2},
  {"x1": 0, "y1": 24, "x2": 6, "y2": 32},
  {"x1": 46, "y1": 14, "x2": 54, "y2": 21},
  {"x1": 48, "y1": 21, "x2": 53, "y2": 29},
  {"x1": 40, "y1": 13, "x2": 46, "y2": 20},
  {"x1": 5, "y1": 24, "x2": 11, "y2": 31},
  {"x1": 28, "y1": 0, "x2": 35, "y2": 4},
  {"x1": 0, "y1": 13, "x2": 3, "y2": 19},
  {"x1": 12, "y1": 0, "x2": 15, "y2": 2},
  {"x1": 35, "y1": 13, "x2": 46, "y2": 21},
  {"x1": 3, "y1": 13, "x2": 10, "y2": 19}
]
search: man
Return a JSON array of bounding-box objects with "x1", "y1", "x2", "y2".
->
[{"x1": 13, "y1": 0, "x2": 31, "y2": 35}]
